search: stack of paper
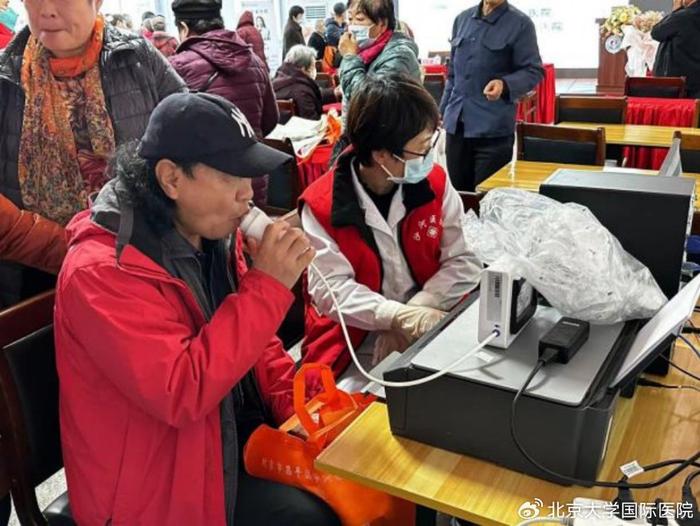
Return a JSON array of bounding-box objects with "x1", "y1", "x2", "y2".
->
[{"x1": 266, "y1": 116, "x2": 328, "y2": 159}]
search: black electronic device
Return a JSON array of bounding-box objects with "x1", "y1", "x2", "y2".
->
[{"x1": 538, "y1": 317, "x2": 590, "y2": 364}]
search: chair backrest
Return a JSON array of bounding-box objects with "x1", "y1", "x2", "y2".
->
[
  {"x1": 693, "y1": 100, "x2": 700, "y2": 128},
  {"x1": 0, "y1": 291, "x2": 59, "y2": 525},
  {"x1": 427, "y1": 50, "x2": 450, "y2": 65},
  {"x1": 674, "y1": 131, "x2": 700, "y2": 173},
  {"x1": 518, "y1": 90, "x2": 538, "y2": 123},
  {"x1": 423, "y1": 73, "x2": 446, "y2": 106},
  {"x1": 276, "y1": 99, "x2": 296, "y2": 125},
  {"x1": 517, "y1": 122, "x2": 606, "y2": 166},
  {"x1": 624, "y1": 76, "x2": 687, "y2": 98},
  {"x1": 555, "y1": 95, "x2": 627, "y2": 124},
  {"x1": 458, "y1": 191, "x2": 484, "y2": 215},
  {"x1": 315, "y1": 60, "x2": 323, "y2": 72},
  {"x1": 315, "y1": 72, "x2": 334, "y2": 90},
  {"x1": 262, "y1": 138, "x2": 302, "y2": 215}
]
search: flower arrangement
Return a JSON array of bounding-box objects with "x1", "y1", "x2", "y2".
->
[
  {"x1": 601, "y1": 5, "x2": 641, "y2": 37},
  {"x1": 633, "y1": 10, "x2": 664, "y2": 33}
]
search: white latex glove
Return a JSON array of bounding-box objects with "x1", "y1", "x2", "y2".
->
[
  {"x1": 391, "y1": 305, "x2": 447, "y2": 341},
  {"x1": 372, "y1": 330, "x2": 413, "y2": 366}
]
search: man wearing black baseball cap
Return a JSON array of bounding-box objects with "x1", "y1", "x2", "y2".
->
[{"x1": 53, "y1": 93, "x2": 338, "y2": 526}]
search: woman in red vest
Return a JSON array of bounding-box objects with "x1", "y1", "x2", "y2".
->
[{"x1": 300, "y1": 75, "x2": 482, "y2": 392}]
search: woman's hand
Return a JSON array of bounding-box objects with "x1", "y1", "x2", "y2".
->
[{"x1": 339, "y1": 32, "x2": 359, "y2": 57}]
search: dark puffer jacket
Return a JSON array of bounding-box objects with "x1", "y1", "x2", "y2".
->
[
  {"x1": 283, "y1": 20, "x2": 305, "y2": 59},
  {"x1": 0, "y1": 25, "x2": 186, "y2": 306},
  {"x1": 170, "y1": 29, "x2": 279, "y2": 206},
  {"x1": 237, "y1": 11, "x2": 268, "y2": 69},
  {"x1": 272, "y1": 62, "x2": 336, "y2": 121}
]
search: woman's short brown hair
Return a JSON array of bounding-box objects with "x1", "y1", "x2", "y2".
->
[
  {"x1": 346, "y1": 74, "x2": 440, "y2": 167},
  {"x1": 350, "y1": 0, "x2": 396, "y2": 30}
]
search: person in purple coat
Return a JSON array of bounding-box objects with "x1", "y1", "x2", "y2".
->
[
  {"x1": 237, "y1": 10, "x2": 268, "y2": 69},
  {"x1": 170, "y1": 0, "x2": 279, "y2": 206}
]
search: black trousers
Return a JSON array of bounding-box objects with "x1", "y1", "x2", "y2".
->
[
  {"x1": 446, "y1": 121, "x2": 514, "y2": 192},
  {"x1": 0, "y1": 495, "x2": 9, "y2": 526},
  {"x1": 234, "y1": 469, "x2": 340, "y2": 526}
]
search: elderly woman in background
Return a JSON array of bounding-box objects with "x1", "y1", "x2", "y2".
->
[
  {"x1": 308, "y1": 18, "x2": 327, "y2": 60},
  {"x1": 273, "y1": 45, "x2": 340, "y2": 121},
  {"x1": 0, "y1": 0, "x2": 186, "y2": 306},
  {"x1": 143, "y1": 14, "x2": 179, "y2": 57}
]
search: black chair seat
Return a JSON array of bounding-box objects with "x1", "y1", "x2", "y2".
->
[{"x1": 44, "y1": 491, "x2": 74, "y2": 526}]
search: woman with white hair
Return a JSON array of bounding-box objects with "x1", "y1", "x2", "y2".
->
[{"x1": 272, "y1": 44, "x2": 339, "y2": 120}]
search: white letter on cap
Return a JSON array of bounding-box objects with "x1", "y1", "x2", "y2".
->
[{"x1": 231, "y1": 107, "x2": 255, "y2": 138}]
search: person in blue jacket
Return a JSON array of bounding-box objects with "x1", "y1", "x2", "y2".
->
[{"x1": 440, "y1": 0, "x2": 543, "y2": 192}]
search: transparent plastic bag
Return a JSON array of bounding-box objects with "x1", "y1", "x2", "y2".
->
[{"x1": 463, "y1": 188, "x2": 667, "y2": 324}]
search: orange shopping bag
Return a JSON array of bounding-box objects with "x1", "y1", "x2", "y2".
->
[{"x1": 244, "y1": 363, "x2": 415, "y2": 526}]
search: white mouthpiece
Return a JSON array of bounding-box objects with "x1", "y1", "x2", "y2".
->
[{"x1": 239, "y1": 206, "x2": 274, "y2": 241}]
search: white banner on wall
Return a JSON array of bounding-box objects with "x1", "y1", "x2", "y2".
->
[
  {"x1": 240, "y1": 0, "x2": 283, "y2": 73},
  {"x1": 400, "y1": 0, "x2": 631, "y2": 69}
]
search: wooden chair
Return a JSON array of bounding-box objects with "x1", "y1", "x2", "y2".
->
[
  {"x1": 276, "y1": 99, "x2": 296, "y2": 125},
  {"x1": 673, "y1": 130, "x2": 700, "y2": 173},
  {"x1": 423, "y1": 73, "x2": 446, "y2": 106},
  {"x1": 0, "y1": 290, "x2": 75, "y2": 525},
  {"x1": 315, "y1": 72, "x2": 335, "y2": 90},
  {"x1": 427, "y1": 50, "x2": 450, "y2": 65},
  {"x1": 517, "y1": 90, "x2": 538, "y2": 123},
  {"x1": 261, "y1": 138, "x2": 302, "y2": 217},
  {"x1": 458, "y1": 191, "x2": 485, "y2": 215},
  {"x1": 555, "y1": 95, "x2": 627, "y2": 124},
  {"x1": 692, "y1": 99, "x2": 700, "y2": 128},
  {"x1": 517, "y1": 122, "x2": 606, "y2": 166},
  {"x1": 624, "y1": 76, "x2": 687, "y2": 98},
  {"x1": 315, "y1": 60, "x2": 324, "y2": 72}
]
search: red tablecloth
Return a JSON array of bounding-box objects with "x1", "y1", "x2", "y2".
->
[
  {"x1": 624, "y1": 97, "x2": 697, "y2": 170},
  {"x1": 516, "y1": 63, "x2": 556, "y2": 124},
  {"x1": 322, "y1": 102, "x2": 343, "y2": 114},
  {"x1": 298, "y1": 144, "x2": 334, "y2": 189},
  {"x1": 423, "y1": 64, "x2": 448, "y2": 76},
  {"x1": 537, "y1": 63, "x2": 556, "y2": 124}
]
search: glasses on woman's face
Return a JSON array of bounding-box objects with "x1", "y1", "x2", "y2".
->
[{"x1": 402, "y1": 130, "x2": 440, "y2": 161}]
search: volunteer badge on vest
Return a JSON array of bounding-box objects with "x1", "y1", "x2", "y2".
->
[{"x1": 414, "y1": 215, "x2": 443, "y2": 242}]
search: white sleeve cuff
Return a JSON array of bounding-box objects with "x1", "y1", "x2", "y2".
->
[
  {"x1": 375, "y1": 300, "x2": 404, "y2": 330},
  {"x1": 407, "y1": 291, "x2": 441, "y2": 309}
]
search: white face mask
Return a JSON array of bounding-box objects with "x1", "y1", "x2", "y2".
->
[
  {"x1": 348, "y1": 24, "x2": 375, "y2": 48},
  {"x1": 380, "y1": 149, "x2": 435, "y2": 185}
]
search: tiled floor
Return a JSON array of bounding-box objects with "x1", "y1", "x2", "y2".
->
[{"x1": 556, "y1": 78, "x2": 597, "y2": 95}]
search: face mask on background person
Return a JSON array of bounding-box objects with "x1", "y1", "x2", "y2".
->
[
  {"x1": 348, "y1": 24, "x2": 375, "y2": 48},
  {"x1": 381, "y1": 149, "x2": 435, "y2": 185}
]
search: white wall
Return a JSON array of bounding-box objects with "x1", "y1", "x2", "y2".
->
[{"x1": 399, "y1": 0, "x2": 633, "y2": 69}]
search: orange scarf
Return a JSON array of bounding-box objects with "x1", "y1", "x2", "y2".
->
[{"x1": 17, "y1": 16, "x2": 116, "y2": 225}]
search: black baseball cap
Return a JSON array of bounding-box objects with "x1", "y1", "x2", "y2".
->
[{"x1": 139, "y1": 92, "x2": 291, "y2": 178}]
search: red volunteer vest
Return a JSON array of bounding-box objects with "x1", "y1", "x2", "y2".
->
[{"x1": 299, "y1": 156, "x2": 448, "y2": 382}]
